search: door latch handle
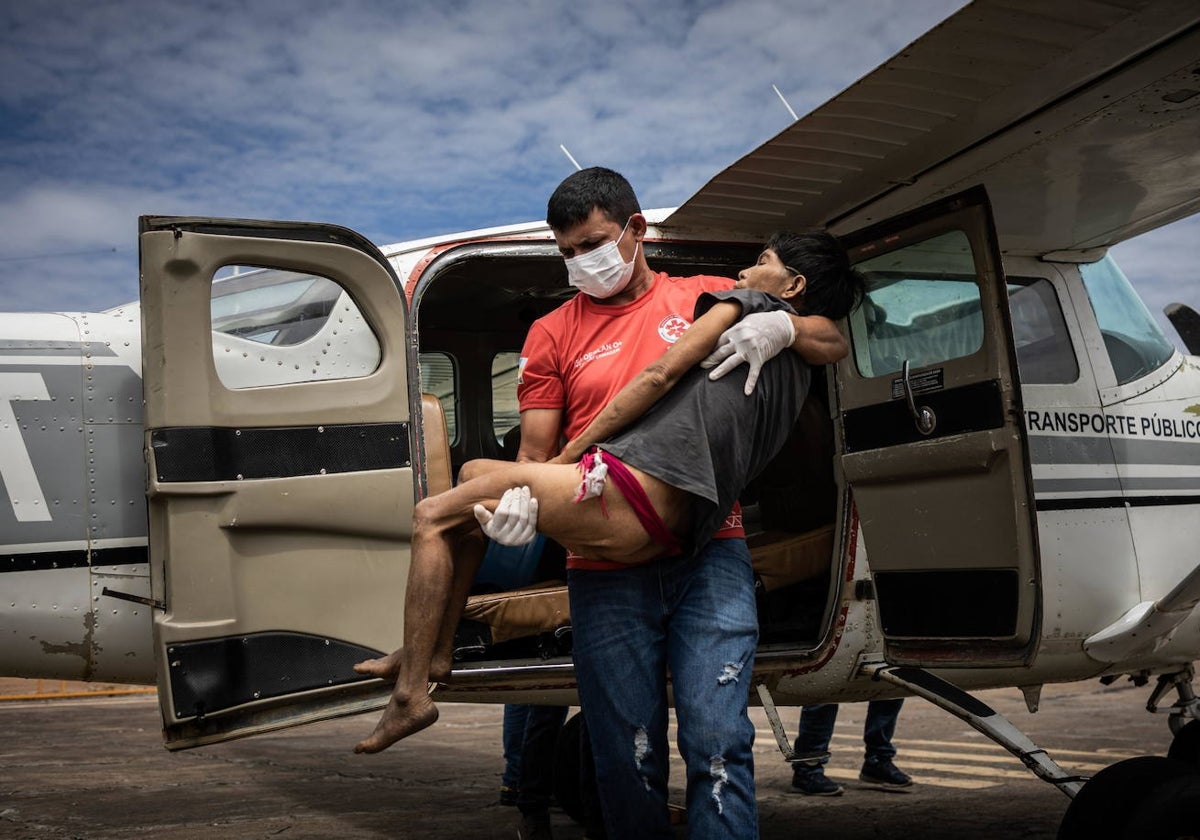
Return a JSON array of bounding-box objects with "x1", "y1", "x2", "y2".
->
[{"x1": 902, "y1": 360, "x2": 936, "y2": 435}]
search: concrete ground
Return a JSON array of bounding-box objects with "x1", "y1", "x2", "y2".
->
[{"x1": 0, "y1": 677, "x2": 1176, "y2": 839}]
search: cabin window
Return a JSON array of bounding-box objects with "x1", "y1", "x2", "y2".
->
[
  {"x1": 1080, "y1": 256, "x2": 1175, "y2": 385},
  {"x1": 210, "y1": 266, "x2": 381, "y2": 389},
  {"x1": 850, "y1": 230, "x2": 984, "y2": 378},
  {"x1": 1007, "y1": 278, "x2": 1078, "y2": 384},
  {"x1": 493, "y1": 352, "x2": 521, "y2": 449},
  {"x1": 419, "y1": 352, "x2": 458, "y2": 443}
]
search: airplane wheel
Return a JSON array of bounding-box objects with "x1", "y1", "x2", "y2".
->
[
  {"x1": 1121, "y1": 773, "x2": 1200, "y2": 839},
  {"x1": 1168, "y1": 720, "x2": 1200, "y2": 770},
  {"x1": 1057, "y1": 756, "x2": 1195, "y2": 840}
]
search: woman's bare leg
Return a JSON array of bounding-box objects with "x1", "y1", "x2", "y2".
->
[
  {"x1": 351, "y1": 460, "x2": 521, "y2": 685},
  {"x1": 355, "y1": 459, "x2": 684, "y2": 753}
]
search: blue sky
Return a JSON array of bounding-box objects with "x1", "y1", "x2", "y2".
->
[{"x1": 0, "y1": 0, "x2": 1193, "y2": 346}]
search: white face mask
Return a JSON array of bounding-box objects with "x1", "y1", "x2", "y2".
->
[{"x1": 564, "y1": 219, "x2": 639, "y2": 299}]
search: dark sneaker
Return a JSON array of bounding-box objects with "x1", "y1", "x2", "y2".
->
[
  {"x1": 859, "y1": 757, "x2": 913, "y2": 788},
  {"x1": 499, "y1": 785, "x2": 519, "y2": 807},
  {"x1": 517, "y1": 812, "x2": 554, "y2": 840},
  {"x1": 791, "y1": 767, "x2": 844, "y2": 796}
]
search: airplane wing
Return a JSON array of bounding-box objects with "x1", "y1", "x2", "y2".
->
[{"x1": 662, "y1": 0, "x2": 1200, "y2": 256}]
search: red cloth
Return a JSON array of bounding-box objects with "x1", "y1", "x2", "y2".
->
[
  {"x1": 576, "y1": 448, "x2": 682, "y2": 556},
  {"x1": 517, "y1": 272, "x2": 745, "y2": 570}
]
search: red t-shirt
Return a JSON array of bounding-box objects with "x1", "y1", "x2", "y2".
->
[{"x1": 517, "y1": 271, "x2": 745, "y2": 570}]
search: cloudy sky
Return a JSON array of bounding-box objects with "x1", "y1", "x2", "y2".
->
[{"x1": 0, "y1": 0, "x2": 1193, "y2": 346}]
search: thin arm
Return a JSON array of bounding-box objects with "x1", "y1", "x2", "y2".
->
[
  {"x1": 788, "y1": 314, "x2": 848, "y2": 365},
  {"x1": 553, "y1": 301, "x2": 742, "y2": 464}
]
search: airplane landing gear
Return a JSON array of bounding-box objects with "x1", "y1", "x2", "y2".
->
[
  {"x1": 1056, "y1": 756, "x2": 1200, "y2": 839},
  {"x1": 1145, "y1": 665, "x2": 1199, "y2": 738},
  {"x1": 1058, "y1": 668, "x2": 1200, "y2": 839}
]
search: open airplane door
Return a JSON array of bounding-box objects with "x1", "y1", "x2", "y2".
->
[
  {"x1": 139, "y1": 218, "x2": 413, "y2": 749},
  {"x1": 836, "y1": 187, "x2": 1040, "y2": 668}
]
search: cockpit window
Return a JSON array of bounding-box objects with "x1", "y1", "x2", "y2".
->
[
  {"x1": 1080, "y1": 256, "x2": 1175, "y2": 385},
  {"x1": 1007, "y1": 278, "x2": 1078, "y2": 385},
  {"x1": 210, "y1": 265, "x2": 381, "y2": 389},
  {"x1": 492, "y1": 352, "x2": 521, "y2": 447}
]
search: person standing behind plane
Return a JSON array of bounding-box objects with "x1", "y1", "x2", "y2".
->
[
  {"x1": 515, "y1": 167, "x2": 847, "y2": 839},
  {"x1": 791, "y1": 701, "x2": 912, "y2": 796}
]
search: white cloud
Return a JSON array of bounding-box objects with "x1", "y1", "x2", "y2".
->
[{"x1": 0, "y1": 0, "x2": 1047, "y2": 315}]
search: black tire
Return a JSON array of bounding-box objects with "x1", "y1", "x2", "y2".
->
[
  {"x1": 1057, "y1": 756, "x2": 1195, "y2": 840},
  {"x1": 1121, "y1": 773, "x2": 1200, "y2": 839},
  {"x1": 1168, "y1": 720, "x2": 1200, "y2": 771}
]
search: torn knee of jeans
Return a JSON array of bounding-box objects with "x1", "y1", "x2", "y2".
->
[
  {"x1": 633, "y1": 726, "x2": 652, "y2": 791},
  {"x1": 717, "y1": 661, "x2": 743, "y2": 685},
  {"x1": 709, "y1": 754, "x2": 729, "y2": 814}
]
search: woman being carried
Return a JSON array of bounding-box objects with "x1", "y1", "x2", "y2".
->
[{"x1": 354, "y1": 231, "x2": 864, "y2": 753}]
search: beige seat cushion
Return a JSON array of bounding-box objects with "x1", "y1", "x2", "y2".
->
[
  {"x1": 748, "y1": 524, "x2": 834, "y2": 592},
  {"x1": 421, "y1": 393, "x2": 453, "y2": 497},
  {"x1": 462, "y1": 582, "x2": 570, "y2": 645}
]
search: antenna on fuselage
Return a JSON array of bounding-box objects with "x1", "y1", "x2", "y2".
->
[
  {"x1": 772, "y1": 84, "x2": 799, "y2": 121},
  {"x1": 559, "y1": 144, "x2": 583, "y2": 171}
]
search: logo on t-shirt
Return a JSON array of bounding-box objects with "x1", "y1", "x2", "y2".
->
[
  {"x1": 657, "y1": 314, "x2": 690, "y2": 343},
  {"x1": 572, "y1": 340, "x2": 624, "y2": 370}
]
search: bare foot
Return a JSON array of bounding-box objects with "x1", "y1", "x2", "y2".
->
[
  {"x1": 354, "y1": 693, "x2": 439, "y2": 754},
  {"x1": 353, "y1": 649, "x2": 403, "y2": 683}
]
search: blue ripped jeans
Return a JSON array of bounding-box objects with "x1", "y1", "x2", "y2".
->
[{"x1": 568, "y1": 538, "x2": 759, "y2": 839}]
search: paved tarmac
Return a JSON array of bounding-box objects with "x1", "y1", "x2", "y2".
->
[{"x1": 0, "y1": 677, "x2": 1175, "y2": 839}]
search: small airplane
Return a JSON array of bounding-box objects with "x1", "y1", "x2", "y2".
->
[{"x1": 2, "y1": 0, "x2": 1200, "y2": 835}]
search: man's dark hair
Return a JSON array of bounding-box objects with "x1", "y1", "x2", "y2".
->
[
  {"x1": 767, "y1": 230, "x2": 865, "y2": 321},
  {"x1": 547, "y1": 167, "x2": 642, "y2": 231}
]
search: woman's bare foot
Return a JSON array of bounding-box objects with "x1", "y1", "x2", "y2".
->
[
  {"x1": 353, "y1": 649, "x2": 403, "y2": 683},
  {"x1": 353, "y1": 693, "x2": 439, "y2": 753}
]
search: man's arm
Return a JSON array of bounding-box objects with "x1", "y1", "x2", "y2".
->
[
  {"x1": 788, "y1": 314, "x2": 848, "y2": 365},
  {"x1": 516, "y1": 408, "x2": 563, "y2": 464},
  {"x1": 551, "y1": 301, "x2": 742, "y2": 464},
  {"x1": 702, "y1": 311, "x2": 848, "y2": 395}
]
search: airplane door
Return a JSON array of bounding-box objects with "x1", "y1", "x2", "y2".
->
[
  {"x1": 836, "y1": 187, "x2": 1040, "y2": 667},
  {"x1": 139, "y1": 218, "x2": 414, "y2": 748}
]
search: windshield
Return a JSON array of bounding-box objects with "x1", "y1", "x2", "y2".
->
[{"x1": 1080, "y1": 256, "x2": 1175, "y2": 385}]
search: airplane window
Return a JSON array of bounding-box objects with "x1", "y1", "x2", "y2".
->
[
  {"x1": 419, "y1": 352, "x2": 457, "y2": 444},
  {"x1": 1080, "y1": 256, "x2": 1175, "y2": 386},
  {"x1": 1007, "y1": 278, "x2": 1079, "y2": 385},
  {"x1": 492, "y1": 352, "x2": 521, "y2": 450},
  {"x1": 210, "y1": 265, "x2": 381, "y2": 389},
  {"x1": 849, "y1": 230, "x2": 984, "y2": 378}
]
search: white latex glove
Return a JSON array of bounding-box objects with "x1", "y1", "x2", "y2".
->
[
  {"x1": 473, "y1": 485, "x2": 539, "y2": 546},
  {"x1": 700, "y1": 310, "x2": 797, "y2": 395}
]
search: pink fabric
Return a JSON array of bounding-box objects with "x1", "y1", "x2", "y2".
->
[{"x1": 577, "y1": 447, "x2": 681, "y2": 555}]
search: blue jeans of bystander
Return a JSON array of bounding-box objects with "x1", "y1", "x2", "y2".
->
[{"x1": 794, "y1": 699, "x2": 904, "y2": 763}]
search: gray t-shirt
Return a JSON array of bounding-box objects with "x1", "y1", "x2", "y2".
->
[{"x1": 598, "y1": 289, "x2": 811, "y2": 555}]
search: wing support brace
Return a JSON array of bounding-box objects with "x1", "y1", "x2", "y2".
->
[
  {"x1": 861, "y1": 663, "x2": 1086, "y2": 798},
  {"x1": 753, "y1": 682, "x2": 829, "y2": 768},
  {"x1": 1084, "y1": 562, "x2": 1200, "y2": 663}
]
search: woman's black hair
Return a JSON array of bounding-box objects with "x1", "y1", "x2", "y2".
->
[
  {"x1": 547, "y1": 167, "x2": 642, "y2": 231},
  {"x1": 766, "y1": 230, "x2": 865, "y2": 320}
]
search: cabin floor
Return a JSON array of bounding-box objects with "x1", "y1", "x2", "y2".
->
[{"x1": 0, "y1": 677, "x2": 1170, "y2": 839}]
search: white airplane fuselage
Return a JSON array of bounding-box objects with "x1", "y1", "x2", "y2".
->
[{"x1": 2, "y1": 222, "x2": 1197, "y2": 711}]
